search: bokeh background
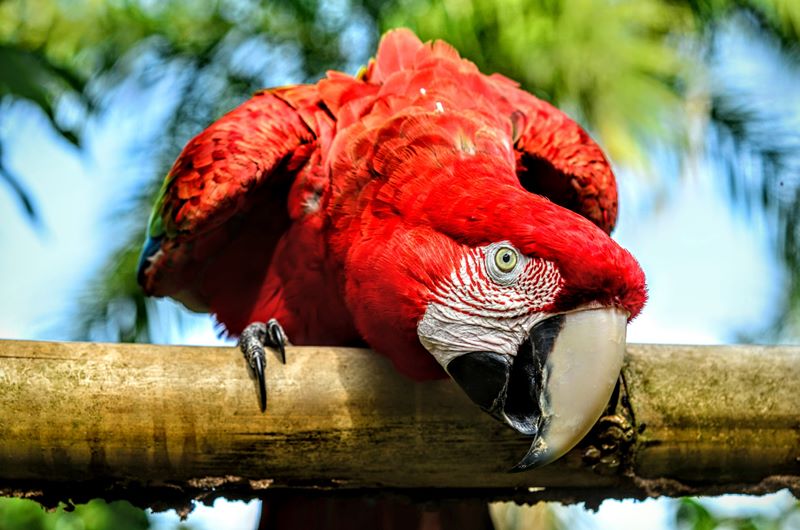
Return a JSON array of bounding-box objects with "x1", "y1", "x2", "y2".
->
[{"x1": 1, "y1": 0, "x2": 799, "y2": 528}]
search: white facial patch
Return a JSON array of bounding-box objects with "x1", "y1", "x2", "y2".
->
[{"x1": 417, "y1": 242, "x2": 563, "y2": 368}]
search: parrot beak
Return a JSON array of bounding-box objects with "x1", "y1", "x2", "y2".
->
[{"x1": 446, "y1": 307, "x2": 628, "y2": 471}]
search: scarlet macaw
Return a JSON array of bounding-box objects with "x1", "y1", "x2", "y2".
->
[{"x1": 138, "y1": 29, "x2": 646, "y2": 470}]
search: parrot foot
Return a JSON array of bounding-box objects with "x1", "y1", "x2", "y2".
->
[
  {"x1": 238, "y1": 319, "x2": 288, "y2": 412},
  {"x1": 581, "y1": 377, "x2": 636, "y2": 475}
]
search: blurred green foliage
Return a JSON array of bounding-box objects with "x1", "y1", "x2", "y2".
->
[
  {"x1": 387, "y1": 0, "x2": 695, "y2": 166},
  {"x1": 676, "y1": 497, "x2": 800, "y2": 530},
  {"x1": 0, "y1": 498, "x2": 150, "y2": 530}
]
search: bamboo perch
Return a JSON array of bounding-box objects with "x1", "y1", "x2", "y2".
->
[{"x1": 0, "y1": 340, "x2": 798, "y2": 510}]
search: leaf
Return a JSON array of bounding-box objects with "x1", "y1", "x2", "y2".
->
[
  {"x1": 0, "y1": 143, "x2": 39, "y2": 224},
  {"x1": 0, "y1": 45, "x2": 87, "y2": 147}
]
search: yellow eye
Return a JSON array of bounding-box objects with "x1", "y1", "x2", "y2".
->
[{"x1": 494, "y1": 246, "x2": 518, "y2": 273}]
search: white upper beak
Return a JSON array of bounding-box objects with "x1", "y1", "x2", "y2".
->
[{"x1": 513, "y1": 307, "x2": 628, "y2": 469}]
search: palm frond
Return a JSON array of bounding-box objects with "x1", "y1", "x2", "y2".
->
[
  {"x1": 704, "y1": 14, "x2": 800, "y2": 338},
  {"x1": 0, "y1": 145, "x2": 38, "y2": 224}
]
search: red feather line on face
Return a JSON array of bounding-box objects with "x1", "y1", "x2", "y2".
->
[
  {"x1": 429, "y1": 246, "x2": 564, "y2": 319},
  {"x1": 138, "y1": 28, "x2": 646, "y2": 380}
]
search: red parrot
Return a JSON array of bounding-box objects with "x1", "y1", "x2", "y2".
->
[{"x1": 138, "y1": 29, "x2": 646, "y2": 473}]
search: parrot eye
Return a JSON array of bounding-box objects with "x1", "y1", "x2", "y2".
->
[
  {"x1": 495, "y1": 247, "x2": 518, "y2": 272},
  {"x1": 487, "y1": 243, "x2": 522, "y2": 284}
]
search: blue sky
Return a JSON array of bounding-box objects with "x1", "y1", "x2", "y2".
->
[{"x1": 0, "y1": 25, "x2": 796, "y2": 529}]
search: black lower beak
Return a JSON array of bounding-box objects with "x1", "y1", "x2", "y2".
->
[
  {"x1": 446, "y1": 315, "x2": 566, "y2": 471},
  {"x1": 446, "y1": 350, "x2": 510, "y2": 413}
]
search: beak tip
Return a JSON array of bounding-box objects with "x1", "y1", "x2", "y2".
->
[{"x1": 508, "y1": 437, "x2": 551, "y2": 473}]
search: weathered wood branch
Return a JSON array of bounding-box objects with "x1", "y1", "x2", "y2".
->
[{"x1": 0, "y1": 340, "x2": 798, "y2": 510}]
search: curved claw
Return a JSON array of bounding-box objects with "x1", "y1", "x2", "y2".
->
[
  {"x1": 254, "y1": 353, "x2": 267, "y2": 412},
  {"x1": 239, "y1": 322, "x2": 270, "y2": 413},
  {"x1": 267, "y1": 319, "x2": 287, "y2": 364}
]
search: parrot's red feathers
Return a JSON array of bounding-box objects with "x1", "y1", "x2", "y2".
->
[
  {"x1": 341, "y1": 30, "x2": 618, "y2": 234},
  {"x1": 139, "y1": 29, "x2": 643, "y2": 379},
  {"x1": 368, "y1": 28, "x2": 424, "y2": 82},
  {"x1": 505, "y1": 91, "x2": 618, "y2": 233},
  {"x1": 154, "y1": 89, "x2": 315, "y2": 239},
  {"x1": 138, "y1": 86, "x2": 347, "y2": 336}
]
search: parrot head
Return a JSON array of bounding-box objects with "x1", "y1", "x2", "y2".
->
[
  {"x1": 342, "y1": 122, "x2": 646, "y2": 471},
  {"x1": 422, "y1": 177, "x2": 644, "y2": 470}
]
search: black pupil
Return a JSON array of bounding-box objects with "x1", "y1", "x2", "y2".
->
[{"x1": 502, "y1": 252, "x2": 511, "y2": 263}]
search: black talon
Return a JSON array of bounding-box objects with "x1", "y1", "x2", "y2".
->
[
  {"x1": 254, "y1": 354, "x2": 267, "y2": 412},
  {"x1": 267, "y1": 319, "x2": 287, "y2": 364}
]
